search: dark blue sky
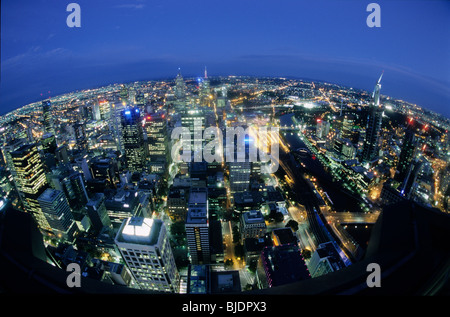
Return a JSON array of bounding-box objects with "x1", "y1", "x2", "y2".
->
[{"x1": 1, "y1": 0, "x2": 449, "y2": 117}]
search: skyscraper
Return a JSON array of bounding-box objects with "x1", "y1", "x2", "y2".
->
[
  {"x1": 143, "y1": 113, "x2": 168, "y2": 174},
  {"x1": 73, "y1": 123, "x2": 87, "y2": 151},
  {"x1": 174, "y1": 68, "x2": 187, "y2": 100},
  {"x1": 361, "y1": 73, "x2": 384, "y2": 164},
  {"x1": 229, "y1": 161, "x2": 251, "y2": 193},
  {"x1": 110, "y1": 101, "x2": 125, "y2": 153},
  {"x1": 121, "y1": 107, "x2": 147, "y2": 172},
  {"x1": 42, "y1": 100, "x2": 54, "y2": 134},
  {"x1": 115, "y1": 217, "x2": 180, "y2": 292},
  {"x1": 38, "y1": 188, "x2": 77, "y2": 242},
  {"x1": 85, "y1": 192, "x2": 112, "y2": 234},
  {"x1": 185, "y1": 188, "x2": 210, "y2": 264},
  {"x1": 395, "y1": 127, "x2": 417, "y2": 185},
  {"x1": 11, "y1": 143, "x2": 52, "y2": 233}
]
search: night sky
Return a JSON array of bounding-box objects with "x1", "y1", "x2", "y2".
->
[{"x1": 1, "y1": 0, "x2": 449, "y2": 117}]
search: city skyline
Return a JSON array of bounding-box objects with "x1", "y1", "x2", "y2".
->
[
  {"x1": 0, "y1": 0, "x2": 449, "y2": 301},
  {"x1": 1, "y1": 0, "x2": 449, "y2": 118}
]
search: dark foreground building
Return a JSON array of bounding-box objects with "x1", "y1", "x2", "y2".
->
[{"x1": 0, "y1": 200, "x2": 449, "y2": 295}]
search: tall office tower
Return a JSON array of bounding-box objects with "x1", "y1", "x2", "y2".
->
[
  {"x1": 1, "y1": 138, "x2": 26, "y2": 208},
  {"x1": 99, "y1": 100, "x2": 111, "y2": 121},
  {"x1": 316, "y1": 119, "x2": 330, "y2": 139},
  {"x1": 68, "y1": 172, "x2": 89, "y2": 210},
  {"x1": 42, "y1": 100, "x2": 54, "y2": 134},
  {"x1": 143, "y1": 113, "x2": 168, "y2": 174},
  {"x1": 395, "y1": 128, "x2": 417, "y2": 184},
  {"x1": 181, "y1": 108, "x2": 205, "y2": 155},
  {"x1": 92, "y1": 103, "x2": 101, "y2": 121},
  {"x1": 11, "y1": 143, "x2": 52, "y2": 233},
  {"x1": 49, "y1": 166, "x2": 89, "y2": 211},
  {"x1": 85, "y1": 192, "x2": 112, "y2": 234},
  {"x1": 199, "y1": 67, "x2": 211, "y2": 106},
  {"x1": 38, "y1": 188, "x2": 77, "y2": 242},
  {"x1": 41, "y1": 133, "x2": 57, "y2": 154},
  {"x1": 341, "y1": 114, "x2": 358, "y2": 143},
  {"x1": 128, "y1": 88, "x2": 137, "y2": 105},
  {"x1": 119, "y1": 86, "x2": 129, "y2": 102},
  {"x1": 174, "y1": 68, "x2": 187, "y2": 100},
  {"x1": 361, "y1": 73, "x2": 384, "y2": 164},
  {"x1": 115, "y1": 217, "x2": 180, "y2": 292},
  {"x1": 229, "y1": 161, "x2": 251, "y2": 193},
  {"x1": 185, "y1": 188, "x2": 210, "y2": 264},
  {"x1": 110, "y1": 101, "x2": 125, "y2": 153},
  {"x1": 121, "y1": 107, "x2": 147, "y2": 173},
  {"x1": 73, "y1": 123, "x2": 87, "y2": 151}
]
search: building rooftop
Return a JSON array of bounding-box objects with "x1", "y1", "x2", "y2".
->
[
  {"x1": 116, "y1": 217, "x2": 162, "y2": 246},
  {"x1": 242, "y1": 210, "x2": 265, "y2": 224}
]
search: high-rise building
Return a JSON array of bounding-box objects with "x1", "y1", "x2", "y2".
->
[
  {"x1": 42, "y1": 100, "x2": 54, "y2": 134},
  {"x1": 11, "y1": 143, "x2": 52, "y2": 233},
  {"x1": 256, "y1": 244, "x2": 311, "y2": 289},
  {"x1": 341, "y1": 114, "x2": 359, "y2": 144},
  {"x1": 99, "y1": 100, "x2": 111, "y2": 121},
  {"x1": 73, "y1": 123, "x2": 87, "y2": 151},
  {"x1": 395, "y1": 128, "x2": 417, "y2": 184},
  {"x1": 1, "y1": 138, "x2": 26, "y2": 204},
  {"x1": 41, "y1": 133, "x2": 57, "y2": 154},
  {"x1": 121, "y1": 107, "x2": 147, "y2": 172},
  {"x1": 240, "y1": 210, "x2": 267, "y2": 242},
  {"x1": 110, "y1": 101, "x2": 125, "y2": 153},
  {"x1": 85, "y1": 192, "x2": 112, "y2": 234},
  {"x1": 199, "y1": 67, "x2": 211, "y2": 106},
  {"x1": 115, "y1": 217, "x2": 180, "y2": 292},
  {"x1": 185, "y1": 188, "x2": 210, "y2": 264},
  {"x1": 361, "y1": 73, "x2": 384, "y2": 164},
  {"x1": 174, "y1": 68, "x2": 187, "y2": 100},
  {"x1": 38, "y1": 188, "x2": 78, "y2": 242},
  {"x1": 181, "y1": 108, "x2": 205, "y2": 156},
  {"x1": 143, "y1": 113, "x2": 168, "y2": 174},
  {"x1": 316, "y1": 119, "x2": 330, "y2": 139},
  {"x1": 229, "y1": 162, "x2": 251, "y2": 193}
]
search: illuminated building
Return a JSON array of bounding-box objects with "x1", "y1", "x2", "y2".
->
[
  {"x1": 110, "y1": 101, "x2": 125, "y2": 153},
  {"x1": 38, "y1": 188, "x2": 78, "y2": 242},
  {"x1": 104, "y1": 189, "x2": 144, "y2": 227},
  {"x1": 229, "y1": 161, "x2": 251, "y2": 193},
  {"x1": 316, "y1": 119, "x2": 330, "y2": 139},
  {"x1": 41, "y1": 133, "x2": 57, "y2": 154},
  {"x1": 199, "y1": 66, "x2": 211, "y2": 106},
  {"x1": 121, "y1": 107, "x2": 147, "y2": 172},
  {"x1": 395, "y1": 128, "x2": 417, "y2": 184},
  {"x1": 185, "y1": 188, "x2": 210, "y2": 264},
  {"x1": 73, "y1": 123, "x2": 87, "y2": 151},
  {"x1": 42, "y1": 100, "x2": 54, "y2": 134},
  {"x1": 361, "y1": 73, "x2": 384, "y2": 164},
  {"x1": 10, "y1": 143, "x2": 52, "y2": 234},
  {"x1": 143, "y1": 113, "x2": 168, "y2": 174},
  {"x1": 174, "y1": 68, "x2": 187, "y2": 100},
  {"x1": 181, "y1": 107, "x2": 205, "y2": 154},
  {"x1": 240, "y1": 210, "x2": 266, "y2": 242},
  {"x1": 99, "y1": 100, "x2": 111, "y2": 121},
  {"x1": 115, "y1": 217, "x2": 180, "y2": 292}
]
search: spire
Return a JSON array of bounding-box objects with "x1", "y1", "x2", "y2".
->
[
  {"x1": 372, "y1": 71, "x2": 383, "y2": 107},
  {"x1": 204, "y1": 66, "x2": 207, "y2": 79},
  {"x1": 377, "y1": 70, "x2": 384, "y2": 85}
]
